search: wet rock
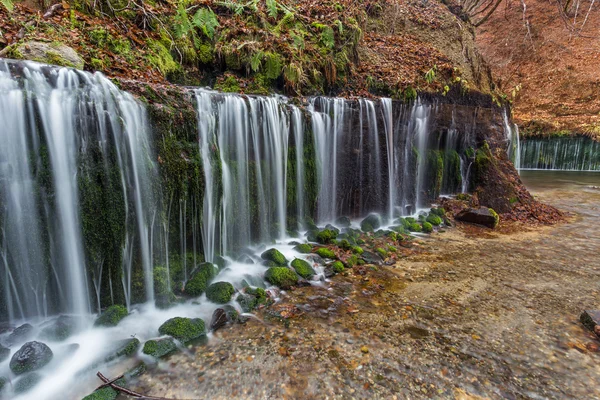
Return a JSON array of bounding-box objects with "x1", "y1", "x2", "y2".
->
[
  {"x1": 305, "y1": 253, "x2": 325, "y2": 265},
  {"x1": 361, "y1": 213, "x2": 382, "y2": 232},
  {"x1": 261, "y1": 248, "x2": 288, "y2": 266},
  {"x1": 14, "y1": 372, "x2": 42, "y2": 394},
  {"x1": 316, "y1": 229, "x2": 338, "y2": 244},
  {"x1": 236, "y1": 287, "x2": 268, "y2": 312},
  {"x1": 0, "y1": 344, "x2": 10, "y2": 363},
  {"x1": 237, "y1": 254, "x2": 255, "y2": 264},
  {"x1": 331, "y1": 261, "x2": 345, "y2": 273},
  {"x1": 7, "y1": 323, "x2": 35, "y2": 345},
  {"x1": 158, "y1": 317, "x2": 205, "y2": 343},
  {"x1": 315, "y1": 247, "x2": 336, "y2": 259},
  {"x1": 323, "y1": 266, "x2": 335, "y2": 278},
  {"x1": 142, "y1": 337, "x2": 177, "y2": 358},
  {"x1": 361, "y1": 251, "x2": 383, "y2": 265},
  {"x1": 214, "y1": 256, "x2": 230, "y2": 270},
  {"x1": 291, "y1": 258, "x2": 316, "y2": 279},
  {"x1": 0, "y1": 376, "x2": 6, "y2": 392},
  {"x1": 335, "y1": 216, "x2": 351, "y2": 227},
  {"x1": 14, "y1": 41, "x2": 85, "y2": 69},
  {"x1": 104, "y1": 338, "x2": 140, "y2": 363},
  {"x1": 210, "y1": 308, "x2": 229, "y2": 332},
  {"x1": 580, "y1": 310, "x2": 600, "y2": 333},
  {"x1": 265, "y1": 267, "x2": 298, "y2": 289},
  {"x1": 40, "y1": 315, "x2": 79, "y2": 341},
  {"x1": 206, "y1": 281, "x2": 236, "y2": 304},
  {"x1": 10, "y1": 341, "x2": 53, "y2": 375},
  {"x1": 184, "y1": 263, "x2": 217, "y2": 296},
  {"x1": 94, "y1": 305, "x2": 129, "y2": 327},
  {"x1": 293, "y1": 243, "x2": 312, "y2": 254},
  {"x1": 455, "y1": 207, "x2": 499, "y2": 228}
]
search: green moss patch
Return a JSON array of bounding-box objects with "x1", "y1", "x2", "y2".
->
[
  {"x1": 315, "y1": 247, "x2": 336, "y2": 259},
  {"x1": 158, "y1": 317, "x2": 206, "y2": 343},
  {"x1": 205, "y1": 282, "x2": 235, "y2": 304},
  {"x1": 261, "y1": 248, "x2": 288, "y2": 266},
  {"x1": 142, "y1": 338, "x2": 178, "y2": 358},
  {"x1": 265, "y1": 267, "x2": 298, "y2": 289},
  {"x1": 184, "y1": 263, "x2": 217, "y2": 296},
  {"x1": 94, "y1": 305, "x2": 128, "y2": 327},
  {"x1": 291, "y1": 258, "x2": 316, "y2": 279}
]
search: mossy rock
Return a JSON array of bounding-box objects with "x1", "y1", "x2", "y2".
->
[
  {"x1": 361, "y1": 214, "x2": 382, "y2": 232},
  {"x1": 345, "y1": 255, "x2": 359, "y2": 268},
  {"x1": 422, "y1": 222, "x2": 433, "y2": 233},
  {"x1": 237, "y1": 287, "x2": 268, "y2": 312},
  {"x1": 426, "y1": 214, "x2": 443, "y2": 226},
  {"x1": 315, "y1": 247, "x2": 336, "y2": 259},
  {"x1": 206, "y1": 282, "x2": 235, "y2": 304},
  {"x1": 265, "y1": 267, "x2": 298, "y2": 289},
  {"x1": 40, "y1": 316, "x2": 78, "y2": 341},
  {"x1": 142, "y1": 338, "x2": 178, "y2": 358},
  {"x1": 331, "y1": 261, "x2": 345, "y2": 273},
  {"x1": 335, "y1": 216, "x2": 351, "y2": 227},
  {"x1": 293, "y1": 243, "x2": 312, "y2": 253},
  {"x1": 10, "y1": 341, "x2": 53, "y2": 375},
  {"x1": 489, "y1": 208, "x2": 500, "y2": 227},
  {"x1": 14, "y1": 372, "x2": 42, "y2": 394},
  {"x1": 405, "y1": 217, "x2": 416, "y2": 224},
  {"x1": 408, "y1": 222, "x2": 422, "y2": 232},
  {"x1": 105, "y1": 338, "x2": 140, "y2": 363},
  {"x1": 83, "y1": 384, "x2": 119, "y2": 400},
  {"x1": 316, "y1": 229, "x2": 337, "y2": 244},
  {"x1": 158, "y1": 317, "x2": 205, "y2": 343},
  {"x1": 7, "y1": 323, "x2": 34, "y2": 345},
  {"x1": 430, "y1": 207, "x2": 446, "y2": 217},
  {"x1": 0, "y1": 376, "x2": 6, "y2": 392},
  {"x1": 351, "y1": 246, "x2": 364, "y2": 255},
  {"x1": 337, "y1": 239, "x2": 352, "y2": 250},
  {"x1": 14, "y1": 41, "x2": 84, "y2": 69},
  {"x1": 261, "y1": 248, "x2": 288, "y2": 266},
  {"x1": 291, "y1": 258, "x2": 316, "y2": 279},
  {"x1": 94, "y1": 305, "x2": 128, "y2": 327},
  {"x1": 396, "y1": 217, "x2": 412, "y2": 229},
  {"x1": 0, "y1": 345, "x2": 10, "y2": 363},
  {"x1": 184, "y1": 263, "x2": 217, "y2": 296}
]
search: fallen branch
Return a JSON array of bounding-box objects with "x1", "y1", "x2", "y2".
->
[{"x1": 96, "y1": 371, "x2": 196, "y2": 400}]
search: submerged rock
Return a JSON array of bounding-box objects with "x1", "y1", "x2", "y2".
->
[
  {"x1": 142, "y1": 338, "x2": 177, "y2": 358},
  {"x1": 158, "y1": 317, "x2": 205, "y2": 343},
  {"x1": 40, "y1": 315, "x2": 78, "y2": 341},
  {"x1": 184, "y1": 262, "x2": 217, "y2": 296},
  {"x1": 265, "y1": 267, "x2": 298, "y2": 289},
  {"x1": 10, "y1": 341, "x2": 53, "y2": 375},
  {"x1": 236, "y1": 287, "x2": 268, "y2": 312},
  {"x1": 260, "y1": 248, "x2": 288, "y2": 266},
  {"x1": 94, "y1": 305, "x2": 129, "y2": 327},
  {"x1": 291, "y1": 258, "x2": 316, "y2": 279},
  {"x1": 14, "y1": 372, "x2": 42, "y2": 394},
  {"x1": 237, "y1": 254, "x2": 255, "y2": 264},
  {"x1": 206, "y1": 282, "x2": 235, "y2": 304},
  {"x1": 7, "y1": 323, "x2": 35, "y2": 345},
  {"x1": 0, "y1": 376, "x2": 6, "y2": 392},
  {"x1": 104, "y1": 338, "x2": 140, "y2": 363},
  {"x1": 455, "y1": 207, "x2": 499, "y2": 228}
]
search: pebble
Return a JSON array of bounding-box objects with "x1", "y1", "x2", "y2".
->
[
  {"x1": 360, "y1": 345, "x2": 369, "y2": 354},
  {"x1": 346, "y1": 338, "x2": 355, "y2": 344}
]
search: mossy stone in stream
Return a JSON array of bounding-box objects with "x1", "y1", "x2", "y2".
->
[
  {"x1": 184, "y1": 262, "x2": 217, "y2": 296},
  {"x1": 40, "y1": 315, "x2": 78, "y2": 341},
  {"x1": 337, "y1": 239, "x2": 352, "y2": 250},
  {"x1": 10, "y1": 341, "x2": 53, "y2": 375},
  {"x1": 7, "y1": 323, "x2": 34, "y2": 345},
  {"x1": 158, "y1": 317, "x2": 205, "y2": 343},
  {"x1": 431, "y1": 207, "x2": 446, "y2": 217},
  {"x1": 422, "y1": 221, "x2": 433, "y2": 233},
  {"x1": 315, "y1": 248, "x2": 336, "y2": 259},
  {"x1": 396, "y1": 217, "x2": 412, "y2": 229},
  {"x1": 426, "y1": 214, "x2": 442, "y2": 226},
  {"x1": 261, "y1": 248, "x2": 288, "y2": 266},
  {"x1": 0, "y1": 344, "x2": 10, "y2": 363},
  {"x1": 14, "y1": 372, "x2": 42, "y2": 394},
  {"x1": 142, "y1": 338, "x2": 178, "y2": 358},
  {"x1": 0, "y1": 376, "x2": 6, "y2": 392},
  {"x1": 265, "y1": 267, "x2": 298, "y2": 289},
  {"x1": 331, "y1": 261, "x2": 345, "y2": 273},
  {"x1": 352, "y1": 246, "x2": 364, "y2": 255},
  {"x1": 291, "y1": 258, "x2": 316, "y2": 279},
  {"x1": 361, "y1": 214, "x2": 381, "y2": 232},
  {"x1": 104, "y1": 338, "x2": 140, "y2": 363},
  {"x1": 316, "y1": 229, "x2": 337, "y2": 244},
  {"x1": 236, "y1": 287, "x2": 268, "y2": 313},
  {"x1": 206, "y1": 282, "x2": 235, "y2": 304},
  {"x1": 94, "y1": 305, "x2": 128, "y2": 327},
  {"x1": 293, "y1": 243, "x2": 312, "y2": 253},
  {"x1": 408, "y1": 222, "x2": 422, "y2": 232},
  {"x1": 405, "y1": 217, "x2": 416, "y2": 224},
  {"x1": 83, "y1": 385, "x2": 119, "y2": 400},
  {"x1": 335, "y1": 216, "x2": 351, "y2": 227}
]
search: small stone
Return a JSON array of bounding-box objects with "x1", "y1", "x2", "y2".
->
[
  {"x1": 360, "y1": 345, "x2": 369, "y2": 354},
  {"x1": 346, "y1": 338, "x2": 355, "y2": 344}
]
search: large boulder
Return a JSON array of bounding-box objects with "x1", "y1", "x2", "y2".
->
[
  {"x1": 94, "y1": 305, "x2": 129, "y2": 327},
  {"x1": 7, "y1": 323, "x2": 35, "y2": 345},
  {"x1": 205, "y1": 282, "x2": 235, "y2": 304},
  {"x1": 13, "y1": 41, "x2": 85, "y2": 70},
  {"x1": 290, "y1": 258, "x2": 315, "y2": 279},
  {"x1": 455, "y1": 207, "x2": 499, "y2": 228},
  {"x1": 184, "y1": 263, "x2": 217, "y2": 296},
  {"x1": 260, "y1": 248, "x2": 288, "y2": 266},
  {"x1": 264, "y1": 267, "x2": 298, "y2": 289},
  {"x1": 236, "y1": 287, "x2": 268, "y2": 312},
  {"x1": 10, "y1": 341, "x2": 53, "y2": 375},
  {"x1": 360, "y1": 213, "x2": 382, "y2": 232},
  {"x1": 142, "y1": 338, "x2": 177, "y2": 358},
  {"x1": 158, "y1": 317, "x2": 205, "y2": 343}
]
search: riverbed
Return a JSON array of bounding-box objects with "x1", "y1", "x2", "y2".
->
[{"x1": 128, "y1": 171, "x2": 600, "y2": 399}]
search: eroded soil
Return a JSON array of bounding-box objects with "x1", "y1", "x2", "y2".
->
[{"x1": 131, "y1": 176, "x2": 600, "y2": 399}]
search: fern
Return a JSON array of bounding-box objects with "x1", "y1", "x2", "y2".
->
[
  {"x1": 264, "y1": 52, "x2": 282, "y2": 80},
  {"x1": 173, "y1": 4, "x2": 193, "y2": 39},
  {"x1": 250, "y1": 50, "x2": 264, "y2": 72},
  {"x1": 424, "y1": 65, "x2": 437, "y2": 84},
  {"x1": 334, "y1": 20, "x2": 343, "y2": 34},
  {"x1": 193, "y1": 7, "x2": 220, "y2": 39},
  {"x1": 1, "y1": 0, "x2": 13, "y2": 11},
  {"x1": 266, "y1": 0, "x2": 278, "y2": 18},
  {"x1": 290, "y1": 31, "x2": 305, "y2": 52},
  {"x1": 320, "y1": 26, "x2": 335, "y2": 50}
]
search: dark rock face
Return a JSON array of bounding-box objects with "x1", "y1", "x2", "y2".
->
[
  {"x1": 9, "y1": 341, "x2": 53, "y2": 375},
  {"x1": 210, "y1": 308, "x2": 229, "y2": 332},
  {"x1": 361, "y1": 251, "x2": 383, "y2": 265},
  {"x1": 455, "y1": 207, "x2": 499, "y2": 228},
  {"x1": 7, "y1": 323, "x2": 35, "y2": 345}
]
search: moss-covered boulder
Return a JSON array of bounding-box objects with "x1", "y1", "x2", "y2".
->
[
  {"x1": 0, "y1": 344, "x2": 10, "y2": 363},
  {"x1": 293, "y1": 243, "x2": 312, "y2": 253},
  {"x1": 142, "y1": 338, "x2": 177, "y2": 358},
  {"x1": 455, "y1": 207, "x2": 499, "y2": 228},
  {"x1": 335, "y1": 216, "x2": 351, "y2": 227},
  {"x1": 260, "y1": 248, "x2": 288, "y2": 266},
  {"x1": 236, "y1": 287, "x2": 268, "y2": 312},
  {"x1": 14, "y1": 41, "x2": 85, "y2": 70},
  {"x1": 14, "y1": 372, "x2": 42, "y2": 394},
  {"x1": 375, "y1": 247, "x2": 388, "y2": 259},
  {"x1": 315, "y1": 247, "x2": 336, "y2": 259},
  {"x1": 104, "y1": 338, "x2": 140, "y2": 363},
  {"x1": 361, "y1": 214, "x2": 382, "y2": 232},
  {"x1": 94, "y1": 305, "x2": 128, "y2": 327},
  {"x1": 331, "y1": 261, "x2": 345, "y2": 273},
  {"x1": 206, "y1": 282, "x2": 235, "y2": 304},
  {"x1": 316, "y1": 229, "x2": 337, "y2": 244},
  {"x1": 265, "y1": 267, "x2": 298, "y2": 289},
  {"x1": 184, "y1": 262, "x2": 217, "y2": 296},
  {"x1": 7, "y1": 323, "x2": 35, "y2": 345},
  {"x1": 158, "y1": 317, "x2": 205, "y2": 343},
  {"x1": 0, "y1": 376, "x2": 6, "y2": 392},
  {"x1": 422, "y1": 222, "x2": 433, "y2": 233},
  {"x1": 40, "y1": 316, "x2": 78, "y2": 341},
  {"x1": 291, "y1": 258, "x2": 316, "y2": 279},
  {"x1": 408, "y1": 222, "x2": 422, "y2": 232},
  {"x1": 426, "y1": 214, "x2": 443, "y2": 226},
  {"x1": 83, "y1": 385, "x2": 119, "y2": 400},
  {"x1": 10, "y1": 341, "x2": 53, "y2": 375},
  {"x1": 352, "y1": 246, "x2": 364, "y2": 255}
]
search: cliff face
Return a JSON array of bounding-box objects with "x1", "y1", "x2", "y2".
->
[{"x1": 476, "y1": 0, "x2": 600, "y2": 139}]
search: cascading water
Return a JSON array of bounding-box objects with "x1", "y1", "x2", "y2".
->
[
  {"x1": 503, "y1": 109, "x2": 521, "y2": 171},
  {"x1": 519, "y1": 136, "x2": 600, "y2": 171}
]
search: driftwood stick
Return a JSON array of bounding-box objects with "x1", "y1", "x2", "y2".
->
[
  {"x1": 96, "y1": 371, "x2": 196, "y2": 400},
  {"x1": 95, "y1": 373, "x2": 124, "y2": 391}
]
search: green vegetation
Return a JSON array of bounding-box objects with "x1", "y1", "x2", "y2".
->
[
  {"x1": 331, "y1": 261, "x2": 345, "y2": 273},
  {"x1": 142, "y1": 338, "x2": 178, "y2": 358},
  {"x1": 261, "y1": 248, "x2": 288, "y2": 266},
  {"x1": 316, "y1": 228, "x2": 337, "y2": 244},
  {"x1": 375, "y1": 247, "x2": 388, "y2": 259},
  {"x1": 489, "y1": 208, "x2": 500, "y2": 228},
  {"x1": 315, "y1": 247, "x2": 336, "y2": 259},
  {"x1": 293, "y1": 243, "x2": 312, "y2": 253},
  {"x1": 351, "y1": 246, "x2": 364, "y2": 255},
  {"x1": 291, "y1": 258, "x2": 316, "y2": 279},
  {"x1": 409, "y1": 222, "x2": 422, "y2": 232},
  {"x1": 205, "y1": 282, "x2": 236, "y2": 303},
  {"x1": 265, "y1": 267, "x2": 298, "y2": 289},
  {"x1": 158, "y1": 317, "x2": 206, "y2": 343},
  {"x1": 94, "y1": 305, "x2": 128, "y2": 327},
  {"x1": 426, "y1": 214, "x2": 442, "y2": 226},
  {"x1": 422, "y1": 221, "x2": 433, "y2": 233},
  {"x1": 184, "y1": 263, "x2": 217, "y2": 296}
]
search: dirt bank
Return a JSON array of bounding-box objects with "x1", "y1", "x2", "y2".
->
[{"x1": 130, "y1": 176, "x2": 600, "y2": 399}]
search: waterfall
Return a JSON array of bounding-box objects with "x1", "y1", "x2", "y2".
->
[
  {"x1": 410, "y1": 100, "x2": 432, "y2": 209},
  {"x1": 503, "y1": 109, "x2": 521, "y2": 171},
  {"x1": 0, "y1": 60, "x2": 160, "y2": 321},
  {"x1": 291, "y1": 106, "x2": 305, "y2": 229},
  {"x1": 519, "y1": 136, "x2": 600, "y2": 171},
  {"x1": 381, "y1": 98, "x2": 395, "y2": 222}
]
